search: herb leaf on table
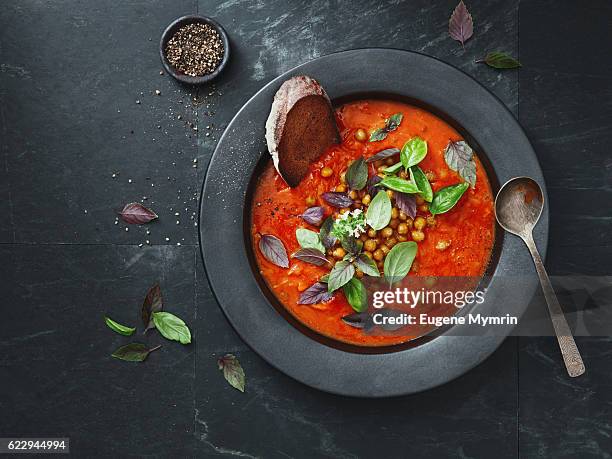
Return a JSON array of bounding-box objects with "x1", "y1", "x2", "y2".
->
[
  {"x1": 112, "y1": 343, "x2": 161, "y2": 362},
  {"x1": 142, "y1": 282, "x2": 163, "y2": 332},
  {"x1": 118, "y1": 202, "x2": 158, "y2": 224},
  {"x1": 218, "y1": 354, "x2": 246, "y2": 392},
  {"x1": 449, "y1": 1, "x2": 474, "y2": 48}
]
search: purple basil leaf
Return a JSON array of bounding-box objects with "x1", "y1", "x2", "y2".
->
[
  {"x1": 258, "y1": 234, "x2": 289, "y2": 268},
  {"x1": 449, "y1": 1, "x2": 473, "y2": 48},
  {"x1": 366, "y1": 175, "x2": 382, "y2": 198},
  {"x1": 319, "y1": 217, "x2": 337, "y2": 249},
  {"x1": 298, "y1": 282, "x2": 333, "y2": 305},
  {"x1": 366, "y1": 148, "x2": 400, "y2": 163},
  {"x1": 321, "y1": 192, "x2": 353, "y2": 208},
  {"x1": 142, "y1": 282, "x2": 163, "y2": 332},
  {"x1": 119, "y1": 202, "x2": 158, "y2": 224},
  {"x1": 300, "y1": 206, "x2": 325, "y2": 225},
  {"x1": 292, "y1": 248, "x2": 330, "y2": 266},
  {"x1": 394, "y1": 192, "x2": 417, "y2": 219},
  {"x1": 341, "y1": 312, "x2": 371, "y2": 329}
]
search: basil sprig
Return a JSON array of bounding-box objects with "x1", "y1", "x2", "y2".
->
[
  {"x1": 369, "y1": 113, "x2": 403, "y2": 142},
  {"x1": 429, "y1": 183, "x2": 469, "y2": 215},
  {"x1": 384, "y1": 242, "x2": 418, "y2": 286},
  {"x1": 365, "y1": 189, "x2": 392, "y2": 230},
  {"x1": 345, "y1": 157, "x2": 368, "y2": 191},
  {"x1": 343, "y1": 277, "x2": 368, "y2": 312},
  {"x1": 400, "y1": 137, "x2": 427, "y2": 170}
]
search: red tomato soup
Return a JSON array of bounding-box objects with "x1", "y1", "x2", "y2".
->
[{"x1": 251, "y1": 100, "x2": 495, "y2": 346}]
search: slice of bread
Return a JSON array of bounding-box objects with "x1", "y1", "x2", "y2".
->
[{"x1": 265, "y1": 75, "x2": 340, "y2": 187}]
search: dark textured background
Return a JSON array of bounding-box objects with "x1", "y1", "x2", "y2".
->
[{"x1": 1, "y1": 0, "x2": 611, "y2": 457}]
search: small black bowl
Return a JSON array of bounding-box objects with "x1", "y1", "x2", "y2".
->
[{"x1": 159, "y1": 15, "x2": 230, "y2": 85}]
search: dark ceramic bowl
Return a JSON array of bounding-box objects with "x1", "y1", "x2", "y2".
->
[
  {"x1": 199, "y1": 49, "x2": 548, "y2": 397},
  {"x1": 159, "y1": 15, "x2": 230, "y2": 85}
]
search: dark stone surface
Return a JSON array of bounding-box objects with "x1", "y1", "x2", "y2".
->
[
  {"x1": 518, "y1": 1, "x2": 612, "y2": 458},
  {"x1": 0, "y1": 0, "x2": 609, "y2": 457}
]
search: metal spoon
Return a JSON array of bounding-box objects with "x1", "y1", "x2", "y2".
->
[{"x1": 495, "y1": 177, "x2": 585, "y2": 377}]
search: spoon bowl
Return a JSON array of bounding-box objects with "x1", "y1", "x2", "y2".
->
[{"x1": 495, "y1": 176, "x2": 544, "y2": 238}]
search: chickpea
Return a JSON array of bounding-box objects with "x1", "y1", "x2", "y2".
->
[
  {"x1": 377, "y1": 166, "x2": 386, "y2": 173},
  {"x1": 349, "y1": 190, "x2": 358, "y2": 200},
  {"x1": 399, "y1": 211, "x2": 408, "y2": 221},
  {"x1": 305, "y1": 196, "x2": 316, "y2": 206},
  {"x1": 385, "y1": 157, "x2": 395, "y2": 166},
  {"x1": 397, "y1": 234, "x2": 408, "y2": 242},
  {"x1": 397, "y1": 223, "x2": 409, "y2": 234},
  {"x1": 381, "y1": 245, "x2": 390, "y2": 255},
  {"x1": 414, "y1": 216, "x2": 426, "y2": 230},
  {"x1": 426, "y1": 215, "x2": 436, "y2": 227},
  {"x1": 354, "y1": 128, "x2": 367, "y2": 142},
  {"x1": 399, "y1": 170, "x2": 408, "y2": 179},
  {"x1": 367, "y1": 228, "x2": 377, "y2": 238},
  {"x1": 363, "y1": 251, "x2": 373, "y2": 259},
  {"x1": 415, "y1": 196, "x2": 425, "y2": 205},
  {"x1": 321, "y1": 167, "x2": 333, "y2": 178},
  {"x1": 373, "y1": 249, "x2": 385, "y2": 261},
  {"x1": 340, "y1": 171, "x2": 346, "y2": 183},
  {"x1": 418, "y1": 204, "x2": 429, "y2": 213},
  {"x1": 391, "y1": 207, "x2": 399, "y2": 219},
  {"x1": 364, "y1": 239, "x2": 378, "y2": 252},
  {"x1": 411, "y1": 230, "x2": 425, "y2": 242},
  {"x1": 389, "y1": 218, "x2": 399, "y2": 229},
  {"x1": 333, "y1": 247, "x2": 346, "y2": 259},
  {"x1": 386, "y1": 237, "x2": 397, "y2": 248},
  {"x1": 436, "y1": 240, "x2": 451, "y2": 251},
  {"x1": 336, "y1": 184, "x2": 347, "y2": 193},
  {"x1": 381, "y1": 227, "x2": 393, "y2": 238},
  {"x1": 362, "y1": 194, "x2": 371, "y2": 206},
  {"x1": 386, "y1": 190, "x2": 394, "y2": 198},
  {"x1": 405, "y1": 217, "x2": 414, "y2": 229}
]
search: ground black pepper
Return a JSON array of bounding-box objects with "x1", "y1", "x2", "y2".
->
[{"x1": 165, "y1": 23, "x2": 224, "y2": 77}]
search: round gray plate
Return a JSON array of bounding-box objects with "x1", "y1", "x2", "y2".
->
[{"x1": 199, "y1": 49, "x2": 548, "y2": 397}]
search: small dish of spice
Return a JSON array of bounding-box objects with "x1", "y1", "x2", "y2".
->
[{"x1": 160, "y1": 15, "x2": 230, "y2": 84}]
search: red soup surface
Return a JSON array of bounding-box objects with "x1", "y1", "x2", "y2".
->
[{"x1": 251, "y1": 100, "x2": 495, "y2": 346}]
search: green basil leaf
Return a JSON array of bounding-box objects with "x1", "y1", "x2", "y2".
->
[
  {"x1": 152, "y1": 311, "x2": 192, "y2": 344},
  {"x1": 378, "y1": 176, "x2": 420, "y2": 194},
  {"x1": 386, "y1": 112, "x2": 403, "y2": 131},
  {"x1": 365, "y1": 189, "x2": 392, "y2": 230},
  {"x1": 345, "y1": 156, "x2": 368, "y2": 191},
  {"x1": 296, "y1": 228, "x2": 325, "y2": 253},
  {"x1": 429, "y1": 182, "x2": 469, "y2": 215},
  {"x1": 112, "y1": 343, "x2": 161, "y2": 362},
  {"x1": 383, "y1": 241, "x2": 418, "y2": 286},
  {"x1": 383, "y1": 162, "x2": 403, "y2": 174},
  {"x1": 328, "y1": 260, "x2": 356, "y2": 293},
  {"x1": 218, "y1": 354, "x2": 246, "y2": 392},
  {"x1": 104, "y1": 316, "x2": 135, "y2": 336},
  {"x1": 355, "y1": 254, "x2": 380, "y2": 277},
  {"x1": 444, "y1": 140, "x2": 477, "y2": 187},
  {"x1": 480, "y1": 51, "x2": 522, "y2": 69},
  {"x1": 410, "y1": 166, "x2": 433, "y2": 202},
  {"x1": 343, "y1": 277, "x2": 368, "y2": 313},
  {"x1": 369, "y1": 128, "x2": 388, "y2": 142},
  {"x1": 400, "y1": 137, "x2": 427, "y2": 169}
]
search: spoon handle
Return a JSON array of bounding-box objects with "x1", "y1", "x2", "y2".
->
[{"x1": 524, "y1": 233, "x2": 585, "y2": 377}]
